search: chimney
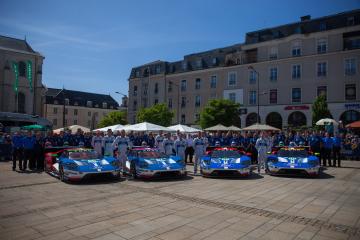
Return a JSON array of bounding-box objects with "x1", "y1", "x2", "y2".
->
[{"x1": 300, "y1": 15, "x2": 311, "y2": 21}]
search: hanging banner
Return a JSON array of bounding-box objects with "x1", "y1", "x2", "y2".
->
[
  {"x1": 26, "y1": 60, "x2": 33, "y2": 92},
  {"x1": 11, "y1": 61, "x2": 19, "y2": 93}
]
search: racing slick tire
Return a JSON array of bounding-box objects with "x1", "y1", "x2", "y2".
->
[
  {"x1": 59, "y1": 165, "x2": 67, "y2": 183},
  {"x1": 130, "y1": 162, "x2": 138, "y2": 179}
]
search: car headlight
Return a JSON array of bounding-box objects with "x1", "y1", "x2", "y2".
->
[
  {"x1": 234, "y1": 158, "x2": 241, "y2": 164},
  {"x1": 278, "y1": 157, "x2": 288, "y2": 163},
  {"x1": 301, "y1": 158, "x2": 308, "y2": 163}
]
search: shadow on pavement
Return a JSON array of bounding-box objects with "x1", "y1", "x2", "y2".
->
[
  {"x1": 268, "y1": 171, "x2": 334, "y2": 179},
  {"x1": 201, "y1": 172, "x2": 264, "y2": 180},
  {"x1": 70, "y1": 176, "x2": 126, "y2": 185},
  {"x1": 128, "y1": 175, "x2": 194, "y2": 182}
]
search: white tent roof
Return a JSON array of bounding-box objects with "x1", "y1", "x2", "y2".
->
[
  {"x1": 315, "y1": 118, "x2": 339, "y2": 126},
  {"x1": 227, "y1": 125, "x2": 241, "y2": 131},
  {"x1": 54, "y1": 125, "x2": 90, "y2": 134},
  {"x1": 93, "y1": 124, "x2": 124, "y2": 132},
  {"x1": 204, "y1": 124, "x2": 229, "y2": 131},
  {"x1": 168, "y1": 124, "x2": 202, "y2": 133},
  {"x1": 241, "y1": 124, "x2": 280, "y2": 131},
  {"x1": 121, "y1": 122, "x2": 173, "y2": 132}
]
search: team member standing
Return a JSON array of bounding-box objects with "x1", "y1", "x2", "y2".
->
[
  {"x1": 185, "y1": 134, "x2": 194, "y2": 164},
  {"x1": 255, "y1": 131, "x2": 269, "y2": 174},
  {"x1": 193, "y1": 132, "x2": 206, "y2": 175},
  {"x1": 92, "y1": 131, "x2": 103, "y2": 155},
  {"x1": 322, "y1": 132, "x2": 333, "y2": 167},
  {"x1": 174, "y1": 133, "x2": 187, "y2": 160},
  {"x1": 332, "y1": 133, "x2": 342, "y2": 167},
  {"x1": 112, "y1": 130, "x2": 132, "y2": 170},
  {"x1": 12, "y1": 131, "x2": 24, "y2": 171},
  {"x1": 102, "y1": 129, "x2": 115, "y2": 156},
  {"x1": 155, "y1": 131, "x2": 165, "y2": 153},
  {"x1": 33, "y1": 132, "x2": 45, "y2": 171},
  {"x1": 163, "y1": 133, "x2": 174, "y2": 156},
  {"x1": 23, "y1": 131, "x2": 35, "y2": 170}
]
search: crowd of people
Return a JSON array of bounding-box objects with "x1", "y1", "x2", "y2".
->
[{"x1": 0, "y1": 127, "x2": 360, "y2": 174}]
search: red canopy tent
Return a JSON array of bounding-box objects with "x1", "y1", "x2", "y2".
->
[{"x1": 346, "y1": 121, "x2": 360, "y2": 128}]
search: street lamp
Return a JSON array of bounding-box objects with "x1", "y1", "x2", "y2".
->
[
  {"x1": 168, "y1": 81, "x2": 180, "y2": 124},
  {"x1": 248, "y1": 66, "x2": 260, "y2": 124},
  {"x1": 115, "y1": 91, "x2": 127, "y2": 97},
  {"x1": 115, "y1": 91, "x2": 128, "y2": 108}
]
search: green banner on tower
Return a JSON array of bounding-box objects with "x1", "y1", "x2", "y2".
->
[
  {"x1": 26, "y1": 60, "x2": 33, "y2": 92},
  {"x1": 11, "y1": 61, "x2": 19, "y2": 93}
]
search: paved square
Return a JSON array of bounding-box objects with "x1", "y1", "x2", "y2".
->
[{"x1": 0, "y1": 161, "x2": 360, "y2": 240}]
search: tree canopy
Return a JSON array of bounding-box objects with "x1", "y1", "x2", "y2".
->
[
  {"x1": 312, "y1": 95, "x2": 332, "y2": 125},
  {"x1": 199, "y1": 99, "x2": 241, "y2": 129},
  {"x1": 136, "y1": 103, "x2": 174, "y2": 126},
  {"x1": 97, "y1": 111, "x2": 127, "y2": 128}
]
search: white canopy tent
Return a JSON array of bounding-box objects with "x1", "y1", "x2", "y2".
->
[
  {"x1": 93, "y1": 124, "x2": 124, "y2": 132},
  {"x1": 204, "y1": 124, "x2": 229, "y2": 131},
  {"x1": 53, "y1": 125, "x2": 91, "y2": 134},
  {"x1": 227, "y1": 125, "x2": 242, "y2": 131},
  {"x1": 241, "y1": 124, "x2": 280, "y2": 131},
  {"x1": 168, "y1": 124, "x2": 202, "y2": 133},
  {"x1": 315, "y1": 118, "x2": 339, "y2": 126},
  {"x1": 121, "y1": 122, "x2": 173, "y2": 132}
]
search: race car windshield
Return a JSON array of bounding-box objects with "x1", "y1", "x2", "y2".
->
[
  {"x1": 211, "y1": 150, "x2": 241, "y2": 158},
  {"x1": 69, "y1": 151, "x2": 100, "y2": 160},
  {"x1": 277, "y1": 149, "x2": 308, "y2": 158},
  {"x1": 138, "y1": 151, "x2": 168, "y2": 158}
]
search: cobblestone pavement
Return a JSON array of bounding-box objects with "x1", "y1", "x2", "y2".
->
[{"x1": 0, "y1": 161, "x2": 360, "y2": 240}]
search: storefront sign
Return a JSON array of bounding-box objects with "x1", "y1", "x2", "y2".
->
[
  {"x1": 284, "y1": 105, "x2": 309, "y2": 110},
  {"x1": 345, "y1": 103, "x2": 360, "y2": 109}
]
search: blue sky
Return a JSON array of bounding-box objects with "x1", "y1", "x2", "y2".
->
[{"x1": 0, "y1": 0, "x2": 359, "y2": 103}]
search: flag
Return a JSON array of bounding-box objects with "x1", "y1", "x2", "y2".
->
[
  {"x1": 11, "y1": 61, "x2": 19, "y2": 93},
  {"x1": 26, "y1": 60, "x2": 33, "y2": 92}
]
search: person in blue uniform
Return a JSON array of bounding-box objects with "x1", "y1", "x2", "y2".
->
[
  {"x1": 322, "y1": 132, "x2": 333, "y2": 167},
  {"x1": 33, "y1": 132, "x2": 45, "y2": 171},
  {"x1": 332, "y1": 133, "x2": 342, "y2": 167},
  {"x1": 309, "y1": 131, "x2": 321, "y2": 154},
  {"x1": 12, "y1": 131, "x2": 24, "y2": 171},
  {"x1": 23, "y1": 131, "x2": 36, "y2": 170}
]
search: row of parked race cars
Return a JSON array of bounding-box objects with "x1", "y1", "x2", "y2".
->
[{"x1": 44, "y1": 145, "x2": 321, "y2": 183}]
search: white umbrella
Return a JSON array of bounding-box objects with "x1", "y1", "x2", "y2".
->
[
  {"x1": 67, "y1": 125, "x2": 91, "y2": 133},
  {"x1": 168, "y1": 124, "x2": 202, "y2": 133},
  {"x1": 204, "y1": 124, "x2": 229, "y2": 131},
  {"x1": 316, "y1": 118, "x2": 338, "y2": 126},
  {"x1": 241, "y1": 124, "x2": 280, "y2": 131},
  {"x1": 121, "y1": 122, "x2": 173, "y2": 132},
  {"x1": 227, "y1": 125, "x2": 241, "y2": 131}
]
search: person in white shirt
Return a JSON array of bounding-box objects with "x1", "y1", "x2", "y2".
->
[
  {"x1": 155, "y1": 131, "x2": 165, "y2": 153},
  {"x1": 163, "y1": 132, "x2": 174, "y2": 156},
  {"x1": 174, "y1": 133, "x2": 187, "y2": 160},
  {"x1": 91, "y1": 131, "x2": 103, "y2": 156},
  {"x1": 102, "y1": 129, "x2": 115, "y2": 156},
  {"x1": 255, "y1": 131, "x2": 270, "y2": 174},
  {"x1": 112, "y1": 130, "x2": 132, "y2": 171},
  {"x1": 193, "y1": 132, "x2": 206, "y2": 174}
]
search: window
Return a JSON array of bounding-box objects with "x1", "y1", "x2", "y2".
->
[
  {"x1": 228, "y1": 72, "x2": 237, "y2": 86},
  {"x1": 317, "y1": 86, "x2": 327, "y2": 100},
  {"x1": 195, "y1": 78, "x2": 201, "y2": 90},
  {"x1": 135, "y1": 70, "x2": 140, "y2": 78},
  {"x1": 154, "y1": 99, "x2": 158, "y2": 105},
  {"x1": 181, "y1": 80, "x2": 187, "y2": 92},
  {"x1": 17, "y1": 92, "x2": 25, "y2": 113},
  {"x1": 154, "y1": 83, "x2": 159, "y2": 94},
  {"x1": 347, "y1": 16, "x2": 355, "y2": 26},
  {"x1": 155, "y1": 65, "x2": 161, "y2": 74},
  {"x1": 53, "y1": 119, "x2": 57, "y2": 126},
  {"x1": 345, "y1": 58, "x2": 356, "y2": 75},
  {"x1": 292, "y1": 65, "x2": 301, "y2": 79},
  {"x1": 86, "y1": 101, "x2": 92, "y2": 107},
  {"x1": 212, "y1": 57, "x2": 218, "y2": 66},
  {"x1": 229, "y1": 93, "x2": 236, "y2": 103},
  {"x1": 168, "y1": 82, "x2": 173, "y2": 92},
  {"x1": 53, "y1": 107, "x2": 58, "y2": 114},
  {"x1": 319, "y1": 22, "x2": 327, "y2": 31},
  {"x1": 102, "y1": 102, "x2": 107, "y2": 108},
  {"x1": 168, "y1": 98, "x2": 172, "y2": 108},
  {"x1": 74, "y1": 119, "x2": 78, "y2": 125},
  {"x1": 210, "y1": 76, "x2": 217, "y2": 88},
  {"x1": 317, "y1": 39, "x2": 327, "y2": 54},
  {"x1": 292, "y1": 41, "x2": 301, "y2": 57},
  {"x1": 19, "y1": 61, "x2": 26, "y2": 77},
  {"x1": 143, "y1": 83, "x2": 148, "y2": 95},
  {"x1": 269, "y1": 47, "x2": 278, "y2": 60},
  {"x1": 87, "y1": 120, "x2": 91, "y2": 127},
  {"x1": 345, "y1": 84, "x2": 356, "y2": 101},
  {"x1": 181, "y1": 114, "x2": 186, "y2": 124},
  {"x1": 249, "y1": 91, "x2": 257, "y2": 105},
  {"x1": 74, "y1": 109, "x2": 78, "y2": 115},
  {"x1": 88, "y1": 111, "x2": 91, "y2": 117},
  {"x1": 133, "y1": 100, "x2": 137, "y2": 111},
  {"x1": 249, "y1": 70, "x2": 257, "y2": 84},
  {"x1": 64, "y1": 98, "x2": 69, "y2": 105},
  {"x1": 292, "y1": 88, "x2": 301, "y2": 103},
  {"x1": 196, "y1": 59, "x2": 202, "y2": 68},
  {"x1": 133, "y1": 86, "x2": 138, "y2": 96},
  {"x1": 195, "y1": 96, "x2": 201, "y2": 107},
  {"x1": 182, "y1": 61, "x2": 187, "y2": 70},
  {"x1": 269, "y1": 89, "x2": 277, "y2": 104},
  {"x1": 181, "y1": 96, "x2": 186, "y2": 108},
  {"x1": 317, "y1": 62, "x2": 327, "y2": 77},
  {"x1": 269, "y1": 67, "x2": 277, "y2": 82}
]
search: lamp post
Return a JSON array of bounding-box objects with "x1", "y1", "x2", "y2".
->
[
  {"x1": 168, "y1": 81, "x2": 180, "y2": 124},
  {"x1": 248, "y1": 66, "x2": 260, "y2": 124}
]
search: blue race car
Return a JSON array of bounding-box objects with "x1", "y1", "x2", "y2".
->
[
  {"x1": 200, "y1": 147, "x2": 252, "y2": 177},
  {"x1": 266, "y1": 147, "x2": 320, "y2": 177},
  {"x1": 57, "y1": 148, "x2": 121, "y2": 182},
  {"x1": 125, "y1": 147, "x2": 187, "y2": 179}
]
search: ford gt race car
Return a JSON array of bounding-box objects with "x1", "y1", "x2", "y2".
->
[
  {"x1": 46, "y1": 148, "x2": 121, "y2": 182},
  {"x1": 200, "y1": 147, "x2": 252, "y2": 177},
  {"x1": 266, "y1": 147, "x2": 320, "y2": 177},
  {"x1": 125, "y1": 147, "x2": 187, "y2": 179}
]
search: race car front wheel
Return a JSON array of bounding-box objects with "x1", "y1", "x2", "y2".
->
[
  {"x1": 59, "y1": 165, "x2": 66, "y2": 182},
  {"x1": 130, "y1": 162, "x2": 137, "y2": 179}
]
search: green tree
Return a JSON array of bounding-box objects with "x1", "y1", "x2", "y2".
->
[
  {"x1": 199, "y1": 99, "x2": 241, "y2": 129},
  {"x1": 312, "y1": 95, "x2": 332, "y2": 126},
  {"x1": 136, "y1": 103, "x2": 174, "y2": 126},
  {"x1": 97, "y1": 111, "x2": 127, "y2": 128}
]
